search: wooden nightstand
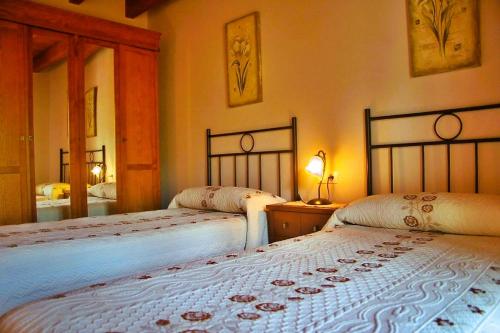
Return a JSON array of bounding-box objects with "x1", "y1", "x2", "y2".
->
[{"x1": 266, "y1": 201, "x2": 345, "y2": 243}]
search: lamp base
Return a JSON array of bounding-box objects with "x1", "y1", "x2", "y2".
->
[{"x1": 306, "y1": 198, "x2": 332, "y2": 205}]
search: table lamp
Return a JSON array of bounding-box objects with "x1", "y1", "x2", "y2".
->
[{"x1": 305, "y1": 150, "x2": 332, "y2": 205}]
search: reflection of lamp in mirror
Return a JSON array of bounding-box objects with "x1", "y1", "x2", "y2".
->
[
  {"x1": 305, "y1": 150, "x2": 332, "y2": 205},
  {"x1": 91, "y1": 164, "x2": 102, "y2": 177}
]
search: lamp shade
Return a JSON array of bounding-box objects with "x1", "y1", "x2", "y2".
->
[
  {"x1": 305, "y1": 155, "x2": 324, "y2": 178},
  {"x1": 91, "y1": 165, "x2": 102, "y2": 176}
]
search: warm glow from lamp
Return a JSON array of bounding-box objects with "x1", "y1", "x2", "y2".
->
[
  {"x1": 91, "y1": 165, "x2": 102, "y2": 176},
  {"x1": 305, "y1": 150, "x2": 332, "y2": 205},
  {"x1": 305, "y1": 155, "x2": 325, "y2": 178}
]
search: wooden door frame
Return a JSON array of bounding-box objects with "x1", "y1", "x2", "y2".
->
[
  {"x1": 25, "y1": 25, "x2": 36, "y2": 222},
  {"x1": 67, "y1": 35, "x2": 88, "y2": 218},
  {"x1": 0, "y1": 0, "x2": 160, "y2": 51}
]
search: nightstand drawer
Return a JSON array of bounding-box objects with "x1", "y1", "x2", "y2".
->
[
  {"x1": 266, "y1": 201, "x2": 344, "y2": 243},
  {"x1": 300, "y1": 213, "x2": 329, "y2": 234},
  {"x1": 268, "y1": 211, "x2": 301, "y2": 241}
]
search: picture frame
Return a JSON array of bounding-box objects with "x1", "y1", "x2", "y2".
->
[
  {"x1": 225, "y1": 12, "x2": 262, "y2": 107},
  {"x1": 406, "y1": 0, "x2": 480, "y2": 77},
  {"x1": 85, "y1": 86, "x2": 97, "y2": 137}
]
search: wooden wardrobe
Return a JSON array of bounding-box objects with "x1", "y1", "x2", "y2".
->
[{"x1": 0, "y1": 1, "x2": 161, "y2": 225}]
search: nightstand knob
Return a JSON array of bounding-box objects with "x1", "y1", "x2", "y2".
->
[{"x1": 282, "y1": 222, "x2": 288, "y2": 230}]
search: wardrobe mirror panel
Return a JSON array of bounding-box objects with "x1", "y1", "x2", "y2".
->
[
  {"x1": 31, "y1": 28, "x2": 72, "y2": 222},
  {"x1": 83, "y1": 41, "x2": 117, "y2": 217}
]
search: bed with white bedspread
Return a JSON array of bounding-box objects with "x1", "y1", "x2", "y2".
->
[
  {"x1": 0, "y1": 223, "x2": 498, "y2": 333},
  {"x1": 0, "y1": 187, "x2": 284, "y2": 315}
]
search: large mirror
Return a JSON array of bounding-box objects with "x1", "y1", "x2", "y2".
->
[
  {"x1": 83, "y1": 41, "x2": 117, "y2": 217},
  {"x1": 32, "y1": 28, "x2": 72, "y2": 222},
  {"x1": 32, "y1": 32, "x2": 118, "y2": 222}
]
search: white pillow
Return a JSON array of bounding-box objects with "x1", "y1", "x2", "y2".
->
[
  {"x1": 88, "y1": 182, "x2": 116, "y2": 200},
  {"x1": 324, "y1": 192, "x2": 500, "y2": 236},
  {"x1": 102, "y1": 182, "x2": 116, "y2": 200},
  {"x1": 169, "y1": 186, "x2": 284, "y2": 213},
  {"x1": 88, "y1": 183, "x2": 104, "y2": 198}
]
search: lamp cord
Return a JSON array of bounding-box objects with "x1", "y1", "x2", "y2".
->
[
  {"x1": 327, "y1": 180, "x2": 331, "y2": 201},
  {"x1": 326, "y1": 176, "x2": 334, "y2": 201},
  {"x1": 298, "y1": 177, "x2": 333, "y2": 204},
  {"x1": 318, "y1": 150, "x2": 326, "y2": 200}
]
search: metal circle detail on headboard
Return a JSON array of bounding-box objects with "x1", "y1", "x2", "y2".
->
[
  {"x1": 433, "y1": 113, "x2": 463, "y2": 141},
  {"x1": 240, "y1": 133, "x2": 255, "y2": 153}
]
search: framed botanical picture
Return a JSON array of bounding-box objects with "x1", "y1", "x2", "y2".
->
[
  {"x1": 85, "y1": 86, "x2": 97, "y2": 137},
  {"x1": 407, "y1": 0, "x2": 480, "y2": 77},
  {"x1": 225, "y1": 12, "x2": 262, "y2": 107}
]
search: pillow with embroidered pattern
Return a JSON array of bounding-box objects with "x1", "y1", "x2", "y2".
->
[
  {"x1": 324, "y1": 193, "x2": 500, "y2": 236},
  {"x1": 88, "y1": 182, "x2": 116, "y2": 200},
  {"x1": 168, "y1": 186, "x2": 285, "y2": 213}
]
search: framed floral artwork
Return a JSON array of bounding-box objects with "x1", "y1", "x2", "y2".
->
[
  {"x1": 225, "y1": 12, "x2": 262, "y2": 107},
  {"x1": 85, "y1": 86, "x2": 97, "y2": 137},
  {"x1": 407, "y1": 0, "x2": 480, "y2": 77}
]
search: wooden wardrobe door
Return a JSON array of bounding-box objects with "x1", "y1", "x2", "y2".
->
[
  {"x1": 116, "y1": 45, "x2": 160, "y2": 213},
  {"x1": 0, "y1": 21, "x2": 35, "y2": 224}
]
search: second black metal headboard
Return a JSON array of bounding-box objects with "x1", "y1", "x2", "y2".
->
[
  {"x1": 207, "y1": 117, "x2": 299, "y2": 200},
  {"x1": 365, "y1": 103, "x2": 500, "y2": 195},
  {"x1": 60, "y1": 145, "x2": 106, "y2": 185}
]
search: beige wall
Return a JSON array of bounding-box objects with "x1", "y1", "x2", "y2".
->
[
  {"x1": 85, "y1": 47, "x2": 117, "y2": 182},
  {"x1": 31, "y1": 0, "x2": 148, "y2": 28},
  {"x1": 149, "y1": 0, "x2": 500, "y2": 206},
  {"x1": 33, "y1": 73, "x2": 51, "y2": 183},
  {"x1": 33, "y1": 62, "x2": 69, "y2": 184}
]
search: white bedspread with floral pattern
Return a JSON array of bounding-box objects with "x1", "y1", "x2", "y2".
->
[
  {"x1": 0, "y1": 187, "x2": 284, "y2": 315},
  {"x1": 0, "y1": 208, "x2": 247, "y2": 315},
  {"x1": 1, "y1": 225, "x2": 498, "y2": 333}
]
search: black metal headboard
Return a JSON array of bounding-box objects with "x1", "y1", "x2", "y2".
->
[
  {"x1": 60, "y1": 145, "x2": 106, "y2": 185},
  {"x1": 59, "y1": 149, "x2": 70, "y2": 183},
  {"x1": 365, "y1": 103, "x2": 500, "y2": 195},
  {"x1": 207, "y1": 117, "x2": 299, "y2": 200}
]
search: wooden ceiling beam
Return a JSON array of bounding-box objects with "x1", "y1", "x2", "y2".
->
[
  {"x1": 125, "y1": 0, "x2": 169, "y2": 18},
  {"x1": 34, "y1": 42, "x2": 101, "y2": 73},
  {"x1": 33, "y1": 40, "x2": 68, "y2": 73}
]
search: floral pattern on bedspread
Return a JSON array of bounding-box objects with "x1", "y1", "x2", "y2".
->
[
  {"x1": 0, "y1": 209, "x2": 245, "y2": 248},
  {"x1": 1, "y1": 226, "x2": 498, "y2": 333}
]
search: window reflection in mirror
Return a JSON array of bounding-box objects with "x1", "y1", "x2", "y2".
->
[
  {"x1": 32, "y1": 29, "x2": 71, "y2": 222},
  {"x1": 83, "y1": 42, "x2": 117, "y2": 217}
]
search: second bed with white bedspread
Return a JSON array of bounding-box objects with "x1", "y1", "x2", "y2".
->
[{"x1": 0, "y1": 187, "x2": 284, "y2": 315}]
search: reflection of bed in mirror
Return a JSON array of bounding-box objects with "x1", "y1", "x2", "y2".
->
[{"x1": 36, "y1": 145, "x2": 117, "y2": 222}]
